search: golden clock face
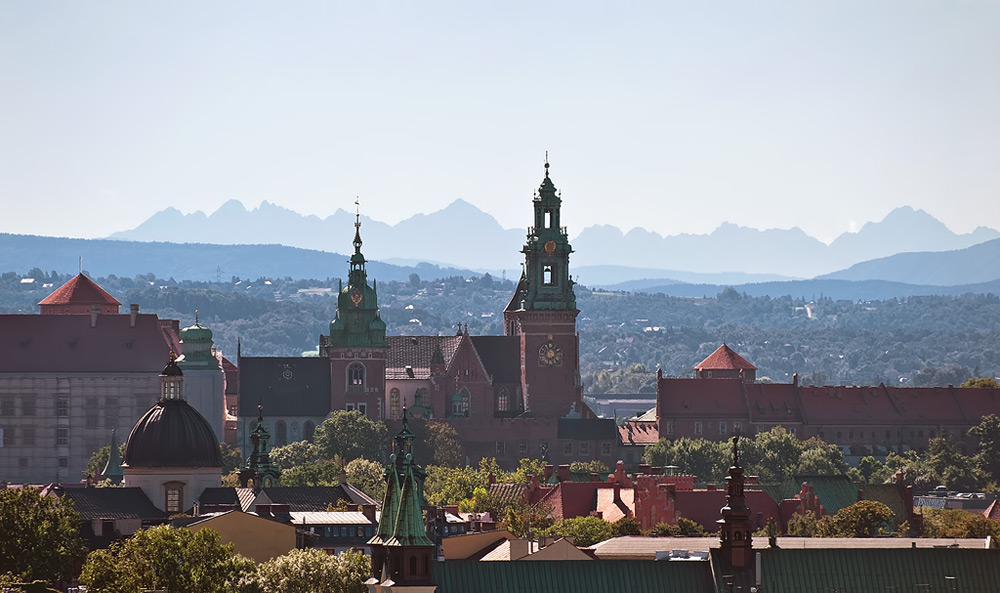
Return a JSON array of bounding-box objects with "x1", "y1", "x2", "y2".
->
[
  {"x1": 350, "y1": 289, "x2": 363, "y2": 306},
  {"x1": 538, "y1": 340, "x2": 563, "y2": 366}
]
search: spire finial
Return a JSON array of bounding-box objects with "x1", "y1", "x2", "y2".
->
[
  {"x1": 355, "y1": 197, "x2": 360, "y2": 228},
  {"x1": 195, "y1": 309, "x2": 199, "y2": 325},
  {"x1": 544, "y1": 151, "x2": 549, "y2": 177},
  {"x1": 258, "y1": 403, "x2": 263, "y2": 423}
]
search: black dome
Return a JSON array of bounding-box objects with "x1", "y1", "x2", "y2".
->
[{"x1": 123, "y1": 399, "x2": 222, "y2": 468}]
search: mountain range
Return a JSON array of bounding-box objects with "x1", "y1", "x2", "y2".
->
[{"x1": 108, "y1": 200, "x2": 1000, "y2": 280}]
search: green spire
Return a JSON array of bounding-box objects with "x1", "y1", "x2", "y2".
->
[
  {"x1": 100, "y1": 428, "x2": 123, "y2": 484},
  {"x1": 370, "y1": 408, "x2": 432, "y2": 548},
  {"x1": 385, "y1": 463, "x2": 434, "y2": 547},
  {"x1": 325, "y1": 202, "x2": 387, "y2": 348},
  {"x1": 239, "y1": 405, "x2": 282, "y2": 489},
  {"x1": 368, "y1": 451, "x2": 402, "y2": 546}
]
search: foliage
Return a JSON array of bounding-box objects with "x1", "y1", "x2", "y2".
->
[
  {"x1": 817, "y1": 501, "x2": 895, "y2": 537},
  {"x1": 424, "y1": 458, "x2": 503, "y2": 506},
  {"x1": 219, "y1": 442, "x2": 245, "y2": 473},
  {"x1": 0, "y1": 489, "x2": 85, "y2": 583},
  {"x1": 796, "y1": 439, "x2": 850, "y2": 476},
  {"x1": 742, "y1": 427, "x2": 803, "y2": 483},
  {"x1": 419, "y1": 420, "x2": 463, "y2": 467},
  {"x1": 642, "y1": 437, "x2": 730, "y2": 483},
  {"x1": 79, "y1": 526, "x2": 253, "y2": 593},
  {"x1": 507, "y1": 458, "x2": 548, "y2": 485},
  {"x1": 650, "y1": 517, "x2": 707, "y2": 536},
  {"x1": 344, "y1": 458, "x2": 387, "y2": 502},
  {"x1": 280, "y1": 458, "x2": 344, "y2": 487},
  {"x1": 920, "y1": 508, "x2": 1000, "y2": 538},
  {"x1": 500, "y1": 500, "x2": 555, "y2": 538},
  {"x1": 969, "y1": 414, "x2": 1000, "y2": 485},
  {"x1": 924, "y1": 435, "x2": 979, "y2": 492},
  {"x1": 569, "y1": 460, "x2": 610, "y2": 475},
  {"x1": 270, "y1": 440, "x2": 322, "y2": 470},
  {"x1": 314, "y1": 411, "x2": 388, "y2": 462},
  {"x1": 544, "y1": 516, "x2": 613, "y2": 547},
  {"x1": 257, "y1": 548, "x2": 367, "y2": 593},
  {"x1": 786, "y1": 511, "x2": 820, "y2": 537},
  {"x1": 610, "y1": 516, "x2": 642, "y2": 537},
  {"x1": 856, "y1": 456, "x2": 891, "y2": 483},
  {"x1": 961, "y1": 376, "x2": 1000, "y2": 388}
]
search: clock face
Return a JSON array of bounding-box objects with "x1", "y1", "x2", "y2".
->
[
  {"x1": 350, "y1": 288, "x2": 363, "y2": 306},
  {"x1": 538, "y1": 340, "x2": 563, "y2": 366}
]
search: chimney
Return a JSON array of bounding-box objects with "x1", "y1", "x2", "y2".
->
[
  {"x1": 90, "y1": 304, "x2": 99, "y2": 327},
  {"x1": 792, "y1": 372, "x2": 799, "y2": 387},
  {"x1": 130, "y1": 304, "x2": 139, "y2": 327},
  {"x1": 339, "y1": 467, "x2": 347, "y2": 485},
  {"x1": 509, "y1": 538, "x2": 530, "y2": 560},
  {"x1": 255, "y1": 504, "x2": 271, "y2": 516},
  {"x1": 543, "y1": 464, "x2": 554, "y2": 482},
  {"x1": 557, "y1": 464, "x2": 571, "y2": 482},
  {"x1": 638, "y1": 464, "x2": 651, "y2": 475},
  {"x1": 360, "y1": 504, "x2": 377, "y2": 522}
]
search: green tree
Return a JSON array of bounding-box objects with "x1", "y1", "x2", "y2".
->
[
  {"x1": 961, "y1": 377, "x2": 1000, "y2": 388},
  {"x1": 0, "y1": 489, "x2": 85, "y2": 583},
  {"x1": 270, "y1": 440, "x2": 321, "y2": 470},
  {"x1": 642, "y1": 438, "x2": 729, "y2": 483},
  {"x1": 925, "y1": 435, "x2": 979, "y2": 491},
  {"x1": 84, "y1": 443, "x2": 125, "y2": 479},
  {"x1": 786, "y1": 511, "x2": 820, "y2": 537},
  {"x1": 344, "y1": 458, "x2": 387, "y2": 502},
  {"x1": 920, "y1": 508, "x2": 1000, "y2": 538},
  {"x1": 314, "y1": 411, "x2": 388, "y2": 462},
  {"x1": 219, "y1": 442, "x2": 244, "y2": 473},
  {"x1": 280, "y1": 458, "x2": 344, "y2": 487},
  {"x1": 610, "y1": 516, "x2": 642, "y2": 537},
  {"x1": 257, "y1": 548, "x2": 367, "y2": 593},
  {"x1": 743, "y1": 427, "x2": 804, "y2": 482},
  {"x1": 856, "y1": 456, "x2": 889, "y2": 483},
  {"x1": 420, "y1": 420, "x2": 463, "y2": 467},
  {"x1": 969, "y1": 414, "x2": 1000, "y2": 485},
  {"x1": 796, "y1": 439, "x2": 849, "y2": 476},
  {"x1": 79, "y1": 526, "x2": 255, "y2": 593},
  {"x1": 545, "y1": 516, "x2": 613, "y2": 547},
  {"x1": 570, "y1": 460, "x2": 610, "y2": 475},
  {"x1": 817, "y1": 501, "x2": 895, "y2": 537},
  {"x1": 650, "y1": 520, "x2": 704, "y2": 536}
]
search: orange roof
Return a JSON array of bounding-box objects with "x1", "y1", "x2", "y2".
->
[
  {"x1": 694, "y1": 344, "x2": 756, "y2": 371},
  {"x1": 38, "y1": 274, "x2": 121, "y2": 307}
]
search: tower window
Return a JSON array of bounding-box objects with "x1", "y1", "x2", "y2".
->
[
  {"x1": 543, "y1": 265, "x2": 554, "y2": 285},
  {"x1": 347, "y1": 362, "x2": 366, "y2": 390},
  {"x1": 544, "y1": 210, "x2": 553, "y2": 229}
]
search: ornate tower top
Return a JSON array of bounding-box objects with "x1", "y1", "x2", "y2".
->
[
  {"x1": 718, "y1": 435, "x2": 754, "y2": 567},
  {"x1": 239, "y1": 405, "x2": 281, "y2": 489}
]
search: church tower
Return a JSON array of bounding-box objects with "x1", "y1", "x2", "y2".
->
[
  {"x1": 321, "y1": 204, "x2": 387, "y2": 420},
  {"x1": 718, "y1": 435, "x2": 755, "y2": 567},
  {"x1": 503, "y1": 160, "x2": 583, "y2": 418}
]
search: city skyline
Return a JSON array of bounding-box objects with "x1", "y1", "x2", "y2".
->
[{"x1": 1, "y1": 1, "x2": 997, "y2": 244}]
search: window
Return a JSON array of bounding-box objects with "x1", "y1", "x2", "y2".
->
[
  {"x1": 665, "y1": 421, "x2": 674, "y2": 436},
  {"x1": 544, "y1": 209, "x2": 552, "y2": 229},
  {"x1": 756, "y1": 425, "x2": 765, "y2": 434},
  {"x1": 580, "y1": 442, "x2": 589, "y2": 456},
  {"x1": 0, "y1": 399, "x2": 13, "y2": 416},
  {"x1": 450, "y1": 388, "x2": 470, "y2": 417},
  {"x1": 347, "y1": 363, "x2": 365, "y2": 390},
  {"x1": 719, "y1": 422, "x2": 727, "y2": 436},
  {"x1": 496, "y1": 441, "x2": 506, "y2": 455},
  {"x1": 58, "y1": 457, "x2": 68, "y2": 468},
  {"x1": 357, "y1": 403, "x2": 367, "y2": 416},
  {"x1": 85, "y1": 398, "x2": 99, "y2": 427},
  {"x1": 56, "y1": 428, "x2": 68, "y2": 446},
  {"x1": 22, "y1": 428, "x2": 35, "y2": 446},
  {"x1": 414, "y1": 388, "x2": 427, "y2": 407},
  {"x1": 275, "y1": 421, "x2": 287, "y2": 447},
  {"x1": 563, "y1": 442, "x2": 573, "y2": 456},
  {"x1": 837, "y1": 431, "x2": 843, "y2": 439},
  {"x1": 304, "y1": 421, "x2": 316, "y2": 441},
  {"x1": 540, "y1": 441, "x2": 550, "y2": 459},
  {"x1": 789, "y1": 427, "x2": 796, "y2": 436},
  {"x1": 694, "y1": 422, "x2": 703, "y2": 435},
  {"x1": 19, "y1": 458, "x2": 28, "y2": 468},
  {"x1": 0, "y1": 427, "x2": 4, "y2": 447},
  {"x1": 885, "y1": 430, "x2": 891, "y2": 439},
  {"x1": 56, "y1": 398, "x2": 68, "y2": 417},
  {"x1": 228, "y1": 405, "x2": 238, "y2": 416},
  {"x1": 733, "y1": 422, "x2": 742, "y2": 434},
  {"x1": 165, "y1": 483, "x2": 183, "y2": 514},
  {"x1": 543, "y1": 265, "x2": 554, "y2": 285},
  {"x1": 21, "y1": 398, "x2": 35, "y2": 417},
  {"x1": 519, "y1": 440, "x2": 528, "y2": 455},
  {"x1": 602, "y1": 442, "x2": 612, "y2": 456},
  {"x1": 104, "y1": 398, "x2": 118, "y2": 428},
  {"x1": 390, "y1": 388, "x2": 401, "y2": 419},
  {"x1": 497, "y1": 387, "x2": 509, "y2": 412}
]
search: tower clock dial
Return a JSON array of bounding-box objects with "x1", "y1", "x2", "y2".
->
[{"x1": 538, "y1": 340, "x2": 563, "y2": 366}]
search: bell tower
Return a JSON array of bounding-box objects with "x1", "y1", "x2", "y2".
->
[{"x1": 503, "y1": 159, "x2": 583, "y2": 418}]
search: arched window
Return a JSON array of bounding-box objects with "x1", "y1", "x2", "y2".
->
[
  {"x1": 543, "y1": 265, "x2": 554, "y2": 285},
  {"x1": 497, "y1": 387, "x2": 509, "y2": 412},
  {"x1": 303, "y1": 421, "x2": 315, "y2": 441},
  {"x1": 291, "y1": 421, "x2": 299, "y2": 439},
  {"x1": 390, "y1": 388, "x2": 401, "y2": 419},
  {"x1": 414, "y1": 388, "x2": 427, "y2": 407},
  {"x1": 451, "y1": 388, "x2": 470, "y2": 417},
  {"x1": 275, "y1": 420, "x2": 287, "y2": 447},
  {"x1": 347, "y1": 363, "x2": 365, "y2": 391}
]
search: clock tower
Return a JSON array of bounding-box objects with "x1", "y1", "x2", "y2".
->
[
  {"x1": 320, "y1": 206, "x2": 387, "y2": 419},
  {"x1": 503, "y1": 160, "x2": 583, "y2": 418}
]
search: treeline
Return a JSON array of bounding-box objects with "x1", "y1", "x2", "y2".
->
[{"x1": 3, "y1": 270, "x2": 1000, "y2": 389}]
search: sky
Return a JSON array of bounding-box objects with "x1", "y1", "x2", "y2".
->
[{"x1": 1, "y1": 1, "x2": 998, "y2": 244}]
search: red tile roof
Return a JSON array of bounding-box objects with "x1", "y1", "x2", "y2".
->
[
  {"x1": 0, "y1": 314, "x2": 175, "y2": 373},
  {"x1": 38, "y1": 273, "x2": 121, "y2": 307},
  {"x1": 694, "y1": 344, "x2": 756, "y2": 371},
  {"x1": 619, "y1": 420, "x2": 660, "y2": 446},
  {"x1": 386, "y1": 335, "x2": 462, "y2": 379}
]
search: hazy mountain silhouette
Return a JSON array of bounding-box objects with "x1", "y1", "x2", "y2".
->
[
  {"x1": 108, "y1": 201, "x2": 999, "y2": 280},
  {"x1": 818, "y1": 237, "x2": 1000, "y2": 286}
]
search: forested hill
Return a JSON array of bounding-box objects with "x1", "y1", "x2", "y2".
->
[{"x1": 3, "y1": 271, "x2": 998, "y2": 393}]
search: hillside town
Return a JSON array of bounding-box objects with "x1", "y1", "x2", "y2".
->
[{"x1": 2, "y1": 164, "x2": 1000, "y2": 592}]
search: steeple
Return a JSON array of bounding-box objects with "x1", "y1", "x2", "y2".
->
[
  {"x1": 239, "y1": 405, "x2": 281, "y2": 489},
  {"x1": 100, "y1": 428, "x2": 124, "y2": 485},
  {"x1": 718, "y1": 435, "x2": 755, "y2": 567}
]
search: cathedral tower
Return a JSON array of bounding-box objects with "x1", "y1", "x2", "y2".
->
[
  {"x1": 503, "y1": 160, "x2": 583, "y2": 418},
  {"x1": 321, "y1": 204, "x2": 387, "y2": 419}
]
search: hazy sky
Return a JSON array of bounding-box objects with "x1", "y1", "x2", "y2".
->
[{"x1": 1, "y1": 1, "x2": 997, "y2": 244}]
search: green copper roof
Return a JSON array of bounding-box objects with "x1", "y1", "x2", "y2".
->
[
  {"x1": 385, "y1": 462, "x2": 434, "y2": 547},
  {"x1": 369, "y1": 453, "x2": 401, "y2": 547},
  {"x1": 325, "y1": 214, "x2": 387, "y2": 349},
  {"x1": 100, "y1": 429, "x2": 123, "y2": 479}
]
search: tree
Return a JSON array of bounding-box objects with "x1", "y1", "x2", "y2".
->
[
  {"x1": 961, "y1": 377, "x2": 1000, "y2": 389},
  {"x1": 743, "y1": 427, "x2": 804, "y2": 482},
  {"x1": 314, "y1": 411, "x2": 387, "y2": 462},
  {"x1": 925, "y1": 435, "x2": 979, "y2": 492},
  {"x1": 610, "y1": 516, "x2": 642, "y2": 537},
  {"x1": 84, "y1": 443, "x2": 125, "y2": 479},
  {"x1": 796, "y1": 439, "x2": 850, "y2": 476},
  {"x1": 570, "y1": 460, "x2": 610, "y2": 475},
  {"x1": 79, "y1": 526, "x2": 254, "y2": 593},
  {"x1": 219, "y1": 442, "x2": 244, "y2": 473},
  {"x1": 257, "y1": 548, "x2": 367, "y2": 593},
  {"x1": 420, "y1": 420, "x2": 462, "y2": 467},
  {"x1": 0, "y1": 489, "x2": 85, "y2": 583},
  {"x1": 786, "y1": 511, "x2": 820, "y2": 537},
  {"x1": 545, "y1": 516, "x2": 613, "y2": 547},
  {"x1": 270, "y1": 440, "x2": 321, "y2": 470},
  {"x1": 817, "y1": 501, "x2": 895, "y2": 537},
  {"x1": 856, "y1": 456, "x2": 890, "y2": 483},
  {"x1": 642, "y1": 438, "x2": 729, "y2": 483},
  {"x1": 423, "y1": 458, "x2": 502, "y2": 506},
  {"x1": 920, "y1": 508, "x2": 1000, "y2": 538},
  {"x1": 969, "y1": 414, "x2": 1000, "y2": 485},
  {"x1": 280, "y1": 458, "x2": 344, "y2": 487},
  {"x1": 344, "y1": 458, "x2": 387, "y2": 502}
]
